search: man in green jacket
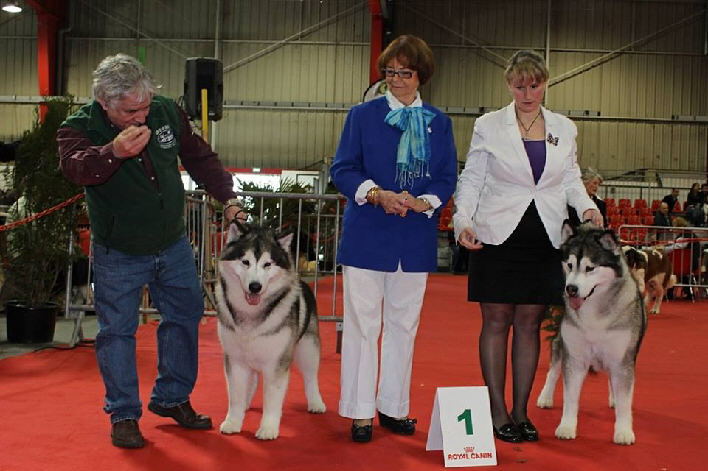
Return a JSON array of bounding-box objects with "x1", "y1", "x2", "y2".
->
[{"x1": 58, "y1": 53, "x2": 243, "y2": 449}]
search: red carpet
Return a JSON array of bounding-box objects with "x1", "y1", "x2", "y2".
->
[{"x1": 0, "y1": 274, "x2": 705, "y2": 470}]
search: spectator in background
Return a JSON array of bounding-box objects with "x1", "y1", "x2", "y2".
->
[
  {"x1": 685, "y1": 183, "x2": 705, "y2": 227},
  {"x1": 701, "y1": 183, "x2": 708, "y2": 203},
  {"x1": 670, "y1": 216, "x2": 700, "y2": 300},
  {"x1": 687, "y1": 183, "x2": 702, "y2": 206},
  {"x1": 662, "y1": 188, "x2": 680, "y2": 215},
  {"x1": 654, "y1": 201, "x2": 673, "y2": 241},
  {"x1": 567, "y1": 167, "x2": 607, "y2": 228}
]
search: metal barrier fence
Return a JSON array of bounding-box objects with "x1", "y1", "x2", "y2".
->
[
  {"x1": 65, "y1": 190, "x2": 347, "y2": 346},
  {"x1": 618, "y1": 224, "x2": 708, "y2": 299}
]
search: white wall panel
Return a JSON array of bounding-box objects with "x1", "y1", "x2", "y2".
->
[{"x1": 0, "y1": 0, "x2": 705, "y2": 175}]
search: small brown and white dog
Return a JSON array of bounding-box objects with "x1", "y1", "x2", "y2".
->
[{"x1": 622, "y1": 246, "x2": 675, "y2": 314}]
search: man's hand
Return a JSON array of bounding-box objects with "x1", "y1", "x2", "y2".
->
[
  {"x1": 224, "y1": 204, "x2": 247, "y2": 223},
  {"x1": 113, "y1": 125, "x2": 151, "y2": 158}
]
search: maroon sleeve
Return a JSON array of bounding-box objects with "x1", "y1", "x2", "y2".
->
[
  {"x1": 57, "y1": 126, "x2": 125, "y2": 186},
  {"x1": 177, "y1": 107, "x2": 236, "y2": 203}
]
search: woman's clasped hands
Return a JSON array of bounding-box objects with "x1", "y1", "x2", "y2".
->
[{"x1": 377, "y1": 190, "x2": 429, "y2": 217}]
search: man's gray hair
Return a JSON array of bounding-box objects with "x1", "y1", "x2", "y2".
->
[
  {"x1": 92, "y1": 53, "x2": 159, "y2": 107},
  {"x1": 581, "y1": 167, "x2": 603, "y2": 184}
]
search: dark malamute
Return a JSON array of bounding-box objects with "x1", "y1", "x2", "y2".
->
[
  {"x1": 216, "y1": 222, "x2": 326, "y2": 440},
  {"x1": 537, "y1": 222, "x2": 646, "y2": 445}
]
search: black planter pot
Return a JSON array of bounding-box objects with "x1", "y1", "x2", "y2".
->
[{"x1": 5, "y1": 301, "x2": 58, "y2": 344}]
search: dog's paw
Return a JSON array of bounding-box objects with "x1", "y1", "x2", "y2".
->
[
  {"x1": 255, "y1": 418, "x2": 280, "y2": 440},
  {"x1": 555, "y1": 423, "x2": 577, "y2": 440},
  {"x1": 613, "y1": 427, "x2": 635, "y2": 445},
  {"x1": 536, "y1": 394, "x2": 554, "y2": 409},
  {"x1": 307, "y1": 397, "x2": 326, "y2": 414},
  {"x1": 255, "y1": 426, "x2": 279, "y2": 440},
  {"x1": 220, "y1": 417, "x2": 243, "y2": 435}
]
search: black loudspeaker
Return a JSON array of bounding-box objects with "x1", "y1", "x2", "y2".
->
[{"x1": 184, "y1": 57, "x2": 223, "y2": 121}]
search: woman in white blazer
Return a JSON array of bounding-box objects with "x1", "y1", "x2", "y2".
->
[{"x1": 453, "y1": 50, "x2": 602, "y2": 443}]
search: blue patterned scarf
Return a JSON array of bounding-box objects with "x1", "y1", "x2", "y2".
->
[{"x1": 384, "y1": 106, "x2": 436, "y2": 188}]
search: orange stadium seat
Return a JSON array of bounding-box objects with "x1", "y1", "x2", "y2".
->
[
  {"x1": 618, "y1": 198, "x2": 631, "y2": 208},
  {"x1": 651, "y1": 200, "x2": 661, "y2": 211},
  {"x1": 634, "y1": 199, "x2": 648, "y2": 209}
]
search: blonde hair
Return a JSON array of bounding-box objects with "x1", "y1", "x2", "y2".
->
[{"x1": 504, "y1": 50, "x2": 549, "y2": 84}]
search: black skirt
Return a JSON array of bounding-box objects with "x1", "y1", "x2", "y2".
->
[{"x1": 467, "y1": 201, "x2": 563, "y2": 305}]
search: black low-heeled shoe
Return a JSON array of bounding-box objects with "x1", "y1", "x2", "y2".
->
[
  {"x1": 516, "y1": 420, "x2": 539, "y2": 442},
  {"x1": 493, "y1": 423, "x2": 523, "y2": 443},
  {"x1": 351, "y1": 422, "x2": 373, "y2": 443},
  {"x1": 377, "y1": 411, "x2": 417, "y2": 435}
]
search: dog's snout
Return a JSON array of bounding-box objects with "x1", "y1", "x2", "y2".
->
[
  {"x1": 248, "y1": 281, "x2": 262, "y2": 294},
  {"x1": 565, "y1": 284, "x2": 579, "y2": 297}
]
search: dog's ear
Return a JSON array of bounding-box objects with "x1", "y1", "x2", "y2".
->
[
  {"x1": 276, "y1": 231, "x2": 294, "y2": 253},
  {"x1": 598, "y1": 230, "x2": 621, "y2": 254},
  {"x1": 561, "y1": 220, "x2": 576, "y2": 244},
  {"x1": 226, "y1": 220, "x2": 248, "y2": 244}
]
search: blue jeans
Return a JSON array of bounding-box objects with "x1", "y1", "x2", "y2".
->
[{"x1": 92, "y1": 235, "x2": 203, "y2": 423}]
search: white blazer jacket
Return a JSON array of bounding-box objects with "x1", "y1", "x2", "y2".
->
[{"x1": 453, "y1": 102, "x2": 597, "y2": 249}]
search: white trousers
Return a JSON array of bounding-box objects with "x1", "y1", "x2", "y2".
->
[{"x1": 338, "y1": 265, "x2": 428, "y2": 419}]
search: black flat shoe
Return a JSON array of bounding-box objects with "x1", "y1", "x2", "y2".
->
[
  {"x1": 493, "y1": 423, "x2": 522, "y2": 443},
  {"x1": 351, "y1": 422, "x2": 373, "y2": 443},
  {"x1": 377, "y1": 411, "x2": 417, "y2": 435},
  {"x1": 516, "y1": 420, "x2": 539, "y2": 442}
]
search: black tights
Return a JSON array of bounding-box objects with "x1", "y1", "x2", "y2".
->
[{"x1": 479, "y1": 302, "x2": 546, "y2": 427}]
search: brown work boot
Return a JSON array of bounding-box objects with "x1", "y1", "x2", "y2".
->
[{"x1": 111, "y1": 419, "x2": 145, "y2": 448}]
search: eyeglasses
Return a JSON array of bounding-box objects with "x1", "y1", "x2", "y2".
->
[{"x1": 381, "y1": 68, "x2": 415, "y2": 79}]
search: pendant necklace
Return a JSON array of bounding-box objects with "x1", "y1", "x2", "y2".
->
[{"x1": 516, "y1": 109, "x2": 542, "y2": 140}]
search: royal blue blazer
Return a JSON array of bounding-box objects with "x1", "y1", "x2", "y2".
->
[{"x1": 330, "y1": 97, "x2": 458, "y2": 272}]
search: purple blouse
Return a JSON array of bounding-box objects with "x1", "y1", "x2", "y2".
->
[{"x1": 523, "y1": 139, "x2": 546, "y2": 184}]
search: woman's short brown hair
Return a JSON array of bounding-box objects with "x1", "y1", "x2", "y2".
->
[
  {"x1": 504, "y1": 50, "x2": 549, "y2": 84},
  {"x1": 377, "y1": 35, "x2": 435, "y2": 85}
]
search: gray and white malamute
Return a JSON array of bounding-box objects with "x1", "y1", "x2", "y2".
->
[
  {"x1": 216, "y1": 222, "x2": 326, "y2": 440},
  {"x1": 536, "y1": 222, "x2": 646, "y2": 445}
]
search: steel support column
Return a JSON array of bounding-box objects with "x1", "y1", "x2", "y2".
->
[
  {"x1": 368, "y1": 0, "x2": 383, "y2": 85},
  {"x1": 27, "y1": 0, "x2": 66, "y2": 120}
]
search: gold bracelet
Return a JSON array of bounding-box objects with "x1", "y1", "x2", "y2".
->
[
  {"x1": 418, "y1": 197, "x2": 432, "y2": 211},
  {"x1": 366, "y1": 186, "x2": 381, "y2": 206}
]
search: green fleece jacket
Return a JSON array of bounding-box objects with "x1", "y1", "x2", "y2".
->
[{"x1": 62, "y1": 96, "x2": 186, "y2": 255}]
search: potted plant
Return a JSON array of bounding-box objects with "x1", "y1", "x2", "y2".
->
[{"x1": 2, "y1": 97, "x2": 83, "y2": 343}]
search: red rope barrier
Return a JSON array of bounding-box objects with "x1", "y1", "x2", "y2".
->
[{"x1": 0, "y1": 193, "x2": 85, "y2": 232}]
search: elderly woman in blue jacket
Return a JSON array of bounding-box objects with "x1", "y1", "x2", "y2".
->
[{"x1": 330, "y1": 35, "x2": 457, "y2": 443}]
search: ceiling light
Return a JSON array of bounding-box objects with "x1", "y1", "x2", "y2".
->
[{"x1": 2, "y1": 2, "x2": 22, "y2": 13}]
